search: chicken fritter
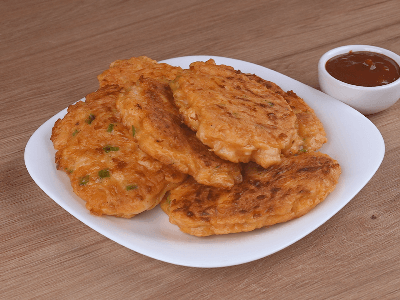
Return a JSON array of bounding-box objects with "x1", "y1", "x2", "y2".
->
[
  {"x1": 116, "y1": 77, "x2": 243, "y2": 189},
  {"x1": 160, "y1": 152, "x2": 341, "y2": 236},
  {"x1": 51, "y1": 85, "x2": 185, "y2": 218},
  {"x1": 245, "y1": 74, "x2": 327, "y2": 152},
  {"x1": 97, "y1": 56, "x2": 182, "y2": 88},
  {"x1": 169, "y1": 59, "x2": 303, "y2": 168}
]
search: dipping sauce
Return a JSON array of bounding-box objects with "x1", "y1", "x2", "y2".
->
[{"x1": 325, "y1": 51, "x2": 400, "y2": 87}]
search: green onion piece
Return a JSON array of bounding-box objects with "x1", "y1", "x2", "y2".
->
[
  {"x1": 299, "y1": 148, "x2": 308, "y2": 153},
  {"x1": 72, "y1": 129, "x2": 79, "y2": 136},
  {"x1": 79, "y1": 175, "x2": 89, "y2": 185},
  {"x1": 85, "y1": 114, "x2": 95, "y2": 124},
  {"x1": 103, "y1": 145, "x2": 120, "y2": 153},
  {"x1": 132, "y1": 125, "x2": 136, "y2": 137},
  {"x1": 166, "y1": 195, "x2": 171, "y2": 204},
  {"x1": 98, "y1": 169, "x2": 110, "y2": 178},
  {"x1": 107, "y1": 123, "x2": 114, "y2": 132},
  {"x1": 268, "y1": 102, "x2": 274, "y2": 106},
  {"x1": 126, "y1": 184, "x2": 138, "y2": 191},
  {"x1": 65, "y1": 168, "x2": 74, "y2": 174}
]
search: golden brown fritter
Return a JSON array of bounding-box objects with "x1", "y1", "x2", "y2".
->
[
  {"x1": 169, "y1": 59, "x2": 303, "y2": 168},
  {"x1": 51, "y1": 85, "x2": 185, "y2": 218},
  {"x1": 245, "y1": 74, "x2": 327, "y2": 152},
  {"x1": 116, "y1": 77, "x2": 243, "y2": 189},
  {"x1": 97, "y1": 56, "x2": 182, "y2": 88},
  {"x1": 160, "y1": 152, "x2": 341, "y2": 236}
]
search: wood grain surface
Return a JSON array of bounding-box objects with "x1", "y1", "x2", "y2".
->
[{"x1": 1, "y1": 0, "x2": 400, "y2": 299}]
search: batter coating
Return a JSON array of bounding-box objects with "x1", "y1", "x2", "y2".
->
[
  {"x1": 116, "y1": 77, "x2": 243, "y2": 189},
  {"x1": 170, "y1": 59, "x2": 303, "y2": 168},
  {"x1": 97, "y1": 56, "x2": 181, "y2": 88},
  {"x1": 160, "y1": 152, "x2": 341, "y2": 236},
  {"x1": 51, "y1": 85, "x2": 185, "y2": 218}
]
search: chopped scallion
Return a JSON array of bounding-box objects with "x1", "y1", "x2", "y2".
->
[
  {"x1": 98, "y1": 169, "x2": 110, "y2": 178},
  {"x1": 79, "y1": 175, "x2": 89, "y2": 185},
  {"x1": 103, "y1": 145, "x2": 119, "y2": 153},
  {"x1": 126, "y1": 184, "x2": 138, "y2": 191},
  {"x1": 107, "y1": 123, "x2": 114, "y2": 132},
  {"x1": 85, "y1": 114, "x2": 95, "y2": 124},
  {"x1": 132, "y1": 125, "x2": 136, "y2": 137},
  {"x1": 65, "y1": 168, "x2": 74, "y2": 174}
]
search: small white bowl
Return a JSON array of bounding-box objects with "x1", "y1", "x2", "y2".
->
[{"x1": 318, "y1": 45, "x2": 400, "y2": 114}]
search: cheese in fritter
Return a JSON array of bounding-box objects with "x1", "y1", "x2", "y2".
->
[
  {"x1": 160, "y1": 152, "x2": 341, "y2": 236},
  {"x1": 116, "y1": 77, "x2": 243, "y2": 189}
]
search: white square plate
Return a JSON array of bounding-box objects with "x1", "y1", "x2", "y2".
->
[{"x1": 25, "y1": 56, "x2": 385, "y2": 268}]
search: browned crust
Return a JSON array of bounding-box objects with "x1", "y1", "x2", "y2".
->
[{"x1": 160, "y1": 152, "x2": 341, "y2": 236}]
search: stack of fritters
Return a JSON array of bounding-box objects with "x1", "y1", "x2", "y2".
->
[
  {"x1": 116, "y1": 76, "x2": 242, "y2": 189},
  {"x1": 51, "y1": 57, "x2": 186, "y2": 217},
  {"x1": 51, "y1": 85, "x2": 185, "y2": 218},
  {"x1": 51, "y1": 56, "x2": 341, "y2": 236}
]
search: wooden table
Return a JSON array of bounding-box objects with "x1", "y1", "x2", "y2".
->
[{"x1": 2, "y1": 1, "x2": 400, "y2": 298}]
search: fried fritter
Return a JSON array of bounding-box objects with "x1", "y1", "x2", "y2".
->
[
  {"x1": 160, "y1": 152, "x2": 341, "y2": 236},
  {"x1": 169, "y1": 59, "x2": 303, "y2": 168},
  {"x1": 97, "y1": 56, "x2": 182, "y2": 88},
  {"x1": 51, "y1": 85, "x2": 185, "y2": 218},
  {"x1": 246, "y1": 74, "x2": 327, "y2": 152},
  {"x1": 116, "y1": 77, "x2": 243, "y2": 189}
]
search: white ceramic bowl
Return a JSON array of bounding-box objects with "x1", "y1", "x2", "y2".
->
[{"x1": 318, "y1": 45, "x2": 400, "y2": 114}]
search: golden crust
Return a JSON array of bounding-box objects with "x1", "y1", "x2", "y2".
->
[
  {"x1": 245, "y1": 74, "x2": 327, "y2": 152},
  {"x1": 116, "y1": 77, "x2": 243, "y2": 189},
  {"x1": 169, "y1": 59, "x2": 303, "y2": 168},
  {"x1": 160, "y1": 152, "x2": 341, "y2": 236},
  {"x1": 52, "y1": 55, "x2": 338, "y2": 235},
  {"x1": 51, "y1": 85, "x2": 185, "y2": 218},
  {"x1": 97, "y1": 56, "x2": 182, "y2": 88}
]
